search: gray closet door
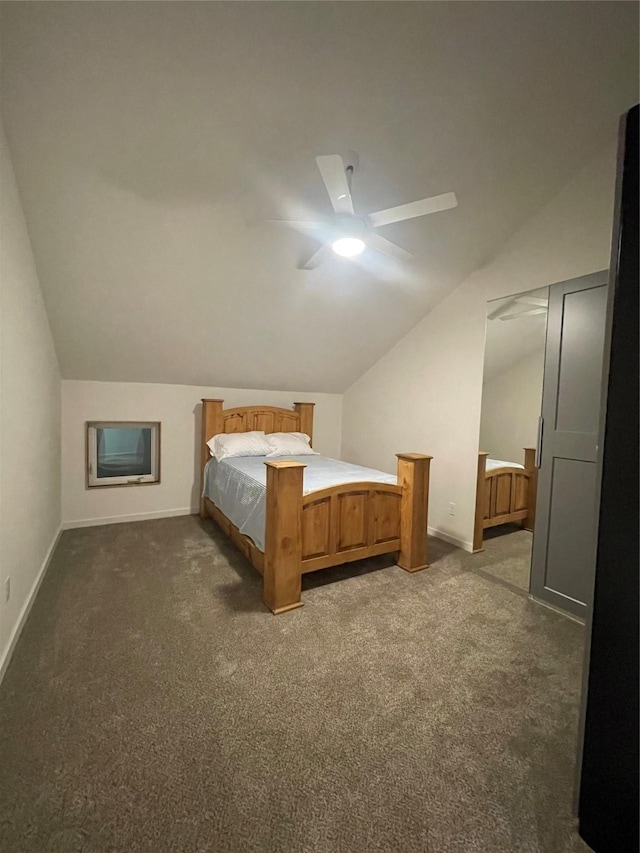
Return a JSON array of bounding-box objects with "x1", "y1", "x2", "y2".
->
[{"x1": 530, "y1": 271, "x2": 608, "y2": 618}]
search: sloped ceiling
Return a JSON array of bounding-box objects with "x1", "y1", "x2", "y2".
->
[{"x1": 1, "y1": 2, "x2": 637, "y2": 392}]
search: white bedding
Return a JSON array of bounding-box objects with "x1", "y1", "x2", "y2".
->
[
  {"x1": 486, "y1": 458, "x2": 525, "y2": 472},
  {"x1": 202, "y1": 454, "x2": 397, "y2": 552}
]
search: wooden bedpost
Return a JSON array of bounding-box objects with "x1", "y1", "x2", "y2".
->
[
  {"x1": 396, "y1": 453, "x2": 432, "y2": 573},
  {"x1": 293, "y1": 402, "x2": 315, "y2": 445},
  {"x1": 523, "y1": 447, "x2": 537, "y2": 532},
  {"x1": 200, "y1": 399, "x2": 224, "y2": 518},
  {"x1": 473, "y1": 452, "x2": 489, "y2": 553},
  {"x1": 263, "y1": 460, "x2": 306, "y2": 614}
]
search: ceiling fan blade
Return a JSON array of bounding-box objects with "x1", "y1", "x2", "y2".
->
[
  {"x1": 367, "y1": 192, "x2": 457, "y2": 229},
  {"x1": 515, "y1": 296, "x2": 548, "y2": 308},
  {"x1": 365, "y1": 231, "x2": 412, "y2": 262},
  {"x1": 316, "y1": 155, "x2": 354, "y2": 215},
  {"x1": 297, "y1": 244, "x2": 327, "y2": 271},
  {"x1": 487, "y1": 298, "x2": 518, "y2": 321},
  {"x1": 499, "y1": 308, "x2": 547, "y2": 321}
]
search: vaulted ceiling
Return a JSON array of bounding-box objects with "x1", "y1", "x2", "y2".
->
[{"x1": 1, "y1": 2, "x2": 637, "y2": 392}]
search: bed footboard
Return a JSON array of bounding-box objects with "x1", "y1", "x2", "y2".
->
[
  {"x1": 263, "y1": 454, "x2": 432, "y2": 614},
  {"x1": 473, "y1": 448, "x2": 537, "y2": 552},
  {"x1": 300, "y1": 481, "x2": 403, "y2": 573}
]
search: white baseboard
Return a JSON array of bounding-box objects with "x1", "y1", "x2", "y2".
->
[
  {"x1": 0, "y1": 525, "x2": 63, "y2": 686},
  {"x1": 428, "y1": 526, "x2": 473, "y2": 553},
  {"x1": 66, "y1": 514, "x2": 470, "y2": 546},
  {"x1": 63, "y1": 507, "x2": 195, "y2": 530}
]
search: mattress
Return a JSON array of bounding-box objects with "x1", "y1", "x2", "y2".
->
[
  {"x1": 486, "y1": 458, "x2": 525, "y2": 472},
  {"x1": 202, "y1": 455, "x2": 397, "y2": 552}
]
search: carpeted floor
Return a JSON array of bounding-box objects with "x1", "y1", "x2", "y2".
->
[
  {"x1": 470, "y1": 524, "x2": 533, "y2": 594},
  {"x1": 0, "y1": 516, "x2": 590, "y2": 853}
]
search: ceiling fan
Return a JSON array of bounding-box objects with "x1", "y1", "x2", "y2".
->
[
  {"x1": 488, "y1": 295, "x2": 549, "y2": 322},
  {"x1": 270, "y1": 154, "x2": 458, "y2": 270}
]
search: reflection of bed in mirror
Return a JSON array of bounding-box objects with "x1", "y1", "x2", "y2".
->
[{"x1": 473, "y1": 448, "x2": 537, "y2": 552}]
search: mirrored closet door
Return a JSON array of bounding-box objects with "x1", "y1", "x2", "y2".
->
[{"x1": 474, "y1": 286, "x2": 549, "y2": 594}]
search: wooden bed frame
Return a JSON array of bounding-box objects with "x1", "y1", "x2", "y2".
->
[
  {"x1": 199, "y1": 399, "x2": 432, "y2": 614},
  {"x1": 473, "y1": 448, "x2": 537, "y2": 552}
]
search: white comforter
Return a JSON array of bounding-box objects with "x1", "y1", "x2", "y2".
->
[
  {"x1": 486, "y1": 458, "x2": 525, "y2": 472},
  {"x1": 202, "y1": 455, "x2": 397, "y2": 552}
]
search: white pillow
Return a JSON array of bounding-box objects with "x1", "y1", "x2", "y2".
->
[
  {"x1": 207, "y1": 431, "x2": 271, "y2": 462},
  {"x1": 265, "y1": 432, "x2": 319, "y2": 457}
]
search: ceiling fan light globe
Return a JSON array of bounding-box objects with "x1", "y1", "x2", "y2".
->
[{"x1": 331, "y1": 237, "x2": 365, "y2": 258}]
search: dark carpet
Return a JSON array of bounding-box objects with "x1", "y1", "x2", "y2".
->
[
  {"x1": 0, "y1": 516, "x2": 590, "y2": 853},
  {"x1": 471, "y1": 524, "x2": 533, "y2": 594}
]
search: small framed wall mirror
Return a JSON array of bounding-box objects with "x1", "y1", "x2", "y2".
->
[{"x1": 86, "y1": 422, "x2": 161, "y2": 488}]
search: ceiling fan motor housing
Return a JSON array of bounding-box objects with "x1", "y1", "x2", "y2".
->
[{"x1": 334, "y1": 213, "x2": 367, "y2": 238}]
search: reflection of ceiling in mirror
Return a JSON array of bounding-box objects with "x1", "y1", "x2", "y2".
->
[{"x1": 483, "y1": 288, "x2": 548, "y2": 383}]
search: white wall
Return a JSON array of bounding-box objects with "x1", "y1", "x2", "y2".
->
[
  {"x1": 341, "y1": 143, "x2": 617, "y2": 551},
  {"x1": 0, "y1": 125, "x2": 62, "y2": 676},
  {"x1": 479, "y1": 348, "x2": 545, "y2": 464},
  {"x1": 62, "y1": 381, "x2": 342, "y2": 527}
]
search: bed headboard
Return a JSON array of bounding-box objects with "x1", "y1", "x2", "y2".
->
[{"x1": 199, "y1": 399, "x2": 315, "y2": 505}]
